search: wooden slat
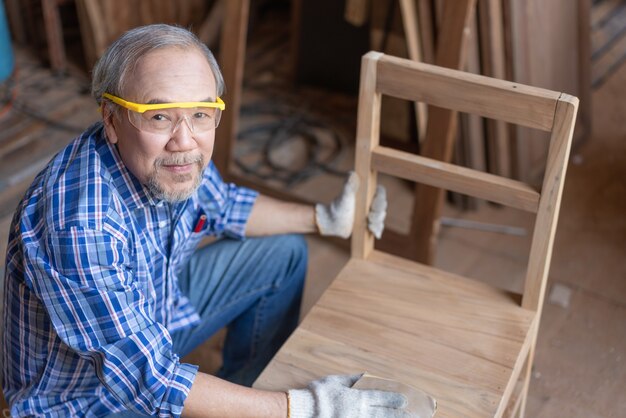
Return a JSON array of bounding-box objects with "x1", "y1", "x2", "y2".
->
[
  {"x1": 5, "y1": 0, "x2": 26, "y2": 44},
  {"x1": 578, "y1": 0, "x2": 592, "y2": 145},
  {"x1": 591, "y1": 0, "x2": 626, "y2": 54},
  {"x1": 417, "y1": 0, "x2": 435, "y2": 64},
  {"x1": 516, "y1": 95, "x2": 578, "y2": 416},
  {"x1": 405, "y1": 0, "x2": 477, "y2": 265},
  {"x1": 42, "y1": 0, "x2": 67, "y2": 72},
  {"x1": 523, "y1": 95, "x2": 578, "y2": 311},
  {"x1": 214, "y1": 0, "x2": 249, "y2": 175},
  {"x1": 255, "y1": 254, "x2": 536, "y2": 417},
  {"x1": 591, "y1": 0, "x2": 624, "y2": 28},
  {"x1": 502, "y1": 377, "x2": 525, "y2": 417},
  {"x1": 351, "y1": 52, "x2": 383, "y2": 260},
  {"x1": 592, "y1": 17, "x2": 626, "y2": 87},
  {"x1": 344, "y1": 0, "x2": 369, "y2": 26},
  {"x1": 197, "y1": 0, "x2": 224, "y2": 49},
  {"x1": 377, "y1": 54, "x2": 560, "y2": 132},
  {"x1": 75, "y1": 0, "x2": 108, "y2": 68},
  {"x1": 372, "y1": 146, "x2": 540, "y2": 212},
  {"x1": 462, "y1": 10, "x2": 487, "y2": 198},
  {"x1": 399, "y1": 0, "x2": 428, "y2": 140},
  {"x1": 478, "y1": 0, "x2": 512, "y2": 178}
]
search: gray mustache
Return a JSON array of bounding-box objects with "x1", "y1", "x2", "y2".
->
[{"x1": 156, "y1": 154, "x2": 203, "y2": 166}]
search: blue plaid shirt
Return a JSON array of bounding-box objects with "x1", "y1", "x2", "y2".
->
[{"x1": 1, "y1": 123, "x2": 258, "y2": 417}]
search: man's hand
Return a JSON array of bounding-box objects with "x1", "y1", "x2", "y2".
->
[
  {"x1": 288, "y1": 374, "x2": 411, "y2": 418},
  {"x1": 315, "y1": 172, "x2": 387, "y2": 239}
]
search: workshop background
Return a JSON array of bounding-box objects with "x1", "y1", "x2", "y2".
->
[{"x1": 0, "y1": 0, "x2": 624, "y2": 417}]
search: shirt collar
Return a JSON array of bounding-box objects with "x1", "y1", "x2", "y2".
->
[{"x1": 93, "y1": 123, "x2": 163, "y2": 210}]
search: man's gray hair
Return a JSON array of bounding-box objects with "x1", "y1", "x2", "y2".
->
[{"x1": 91, "y1": 24, "x2": 225, "y2": 105}]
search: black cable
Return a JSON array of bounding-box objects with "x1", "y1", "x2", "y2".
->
[
  {"x1": 235, "y1": 98, "x2": 349, "y2": 188},
  {"x1": 11, "y1": 101, "x2": 86, "y2": 133},
  {"x1": 0, "y1": 61, "x2": 90, "y2": 133}
]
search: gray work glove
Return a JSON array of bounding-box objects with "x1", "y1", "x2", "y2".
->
[
  {"x1": 315, "y1": 172, "x2": 387, "y2": 239},
  {"x1": 288, "y1": 374, "x2": 411, "y2": 418}
]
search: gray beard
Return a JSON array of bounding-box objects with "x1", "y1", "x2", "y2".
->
[{"x1": 146, "y1": 154, "x2": 204, "y2": 202}]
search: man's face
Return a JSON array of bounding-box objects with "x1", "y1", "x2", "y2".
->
[{"x1": 103, "y1": 47, "x2": 218, "y2": 202}]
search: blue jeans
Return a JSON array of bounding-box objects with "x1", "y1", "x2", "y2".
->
[{"x1": 107, "y1": 234, "x2": 307, "y2": 417}]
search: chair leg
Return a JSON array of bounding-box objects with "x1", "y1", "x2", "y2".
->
[{"x1": 517, "y1": 340, "x2": 537, "y2": 418}]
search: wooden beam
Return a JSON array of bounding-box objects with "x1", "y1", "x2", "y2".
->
[
  {"x1": 399, "y1": 0, "x2": 428, "y2": 140},
  {"x1": 344, "y1": 0, "x2": 370, "y2": 26},
  {"x1": 41, "y1": 0, "x2": 66, "y2": 73},
  {"x1": 417, "y1": 0, "x2": 435, "y2": 63},
  {"x1": 478, "y1": 0, "x2": 512, "y2": 177},
  {"x1": 411, "y1": 0, "x2": 476, "y2": 264},
  {"x1": 197, "y1": 0, "x2": 224, "y2": 50},
  {"x1": 5, "y1": 0, "x2": 26, "y2": 44},
  {"x1": 372, "y1": 146, "x2": 540, "y2": 212},
  {"x1": 214, "y1": 0, "x2": 249, "y2": 176},
  {"x1": 376, "y1": 55, "x2": 559, "y2": 132}
]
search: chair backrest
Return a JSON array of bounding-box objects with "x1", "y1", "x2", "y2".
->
[{"x1": 352, "y1": 52, "x2": 578, "y2": 312}]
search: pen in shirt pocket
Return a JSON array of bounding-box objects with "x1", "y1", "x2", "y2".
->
[{"x1": 193, "y1": 211, "x2": 207, "y2": 233}]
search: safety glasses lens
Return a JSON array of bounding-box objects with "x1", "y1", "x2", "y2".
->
[{"x1": 127, "y1": 107, "x2": 222, "y2": 134}]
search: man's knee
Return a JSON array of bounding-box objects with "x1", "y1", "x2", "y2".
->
[
  {"x1": 278, "y1": 234, "x2": 308, "y2": 265},
  {"x1": 258, "y1": 234, "x2": 307, "y2": 285},
  {"x1": 257, "y1": 232, "x2": 305, "y2": 255}
]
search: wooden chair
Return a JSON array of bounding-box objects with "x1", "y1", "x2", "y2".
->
[{"x1": 253, "y1": 52, "x2": 578, "y2": 417}]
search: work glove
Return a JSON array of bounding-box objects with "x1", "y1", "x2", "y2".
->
[
  {"x1": 288, "y1": 374, "x2": 412, "y2": 418},
  {"x1": 315, "y1": 172, "x2": 387, "y2": 239}
]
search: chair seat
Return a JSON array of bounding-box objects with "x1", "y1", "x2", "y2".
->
[{"x1": 254, "y1": 250, "x2": 537, "y2": 417}]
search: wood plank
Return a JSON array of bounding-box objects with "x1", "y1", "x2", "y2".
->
[
  {"x1": 417, "y1": 0, "x2": 435, "y2": 64},
  {"x1": 523, "y1": 95, "x2": 578, "y2": 312},
  {"x1": 591, "y1": 0, "x2": 624, "y2": 28},
  {"x1": 41, "y1": 0, "x2": 67, "y2": 72},
  {"x1": 399, "y1": 0, "x2": 428, "y2": 140},
  {"x1": 478, "y1": 0, "x2": 512, "y2": 178},
  {"x1": 502, "y1": 376, "x2": 524, "y2": 417},
  {"x1": 344, "y1": 0, "x2": 369, "y2": 26},
  {"x1": 197, "y1": 0, "x2": 224, "y2": 49},
  {"x1": 419, "y1": 0, "x2": 470, "y2": 260},
  {"x1": 578, "y1": 0, "x2": 593, "y2": 145},
  {"x1": 459, "y1": 10, "x2": 486, "y2": 210},
  {"x1": 351, "y1": 52, "x2": 383, "y2": 260},
  {"x1": 4, "y1": 0, "x2": 26, "y2": 44},
  {"x1": 517, "y1": 96, "x2": 578, "y2": 416},
  {"x1": 214, "y1": 0, "x2": 249, "y2": 175},
  {"x1": 372, "y1": 146, "x2": 541, "y2": 212},
  {"x1": 403, "y1": 0, "x2": 477, "y2": 264},
  {"x1": 305, "y1": 307, "x2": 517, "y2": 394},
  {"x1": 256, "y1": 254, "x2": 536, "y2": 417},
  {"x1": 592, "y1": 15, "x2": 626, "y2": 87},
  {"x1": 591, "y1": 0, "x2": 626, "y2": 55},
  {"x1": 324, "y1": 257, "x2": 531, "y2": 340},
  {"x1": 256, "y1": 327, "x2": 500, "y2": 418},
  {"x1": 76, "y1": 0, "x2": 109, "y2": 68},
  {"x1": 507, "y1": 0, "x2": 583, "y2": 183},
  {"x1": 376, "y1": 56, "x2": 560, "y2": 132}
]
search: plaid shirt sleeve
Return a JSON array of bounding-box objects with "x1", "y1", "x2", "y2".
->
[
  {"x1": 200, "y1": 162, "x2": 258, "y2": 238},
  {"x1": 26, "y1": 220, "x2": 197, "y2": 417}
]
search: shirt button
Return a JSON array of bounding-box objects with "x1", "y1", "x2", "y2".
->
[{"x1": 158, "y1": 221, "x2": 167, "y2": 228}]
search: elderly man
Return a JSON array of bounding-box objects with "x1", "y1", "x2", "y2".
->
[{"x1": 1, "y1": 24, "x2": 410, "y2": 417}]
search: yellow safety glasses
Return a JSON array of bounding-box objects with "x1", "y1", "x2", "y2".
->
[{"x1": 103, "y1": 92, "x2": 225, "y2": 135}]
